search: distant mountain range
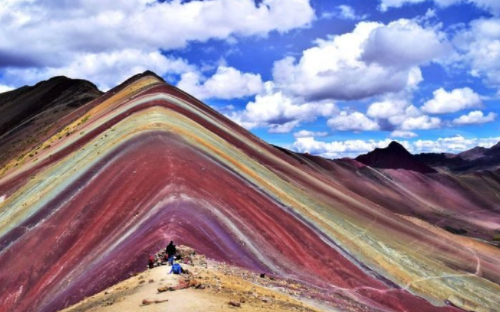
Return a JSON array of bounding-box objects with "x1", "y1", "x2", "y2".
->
[
  {"x1": 355, "y1": 140, "x2": 500, "y2": 174},
  {"x1": 415, "y1": 142, "x2": 500, "y2": 173}
]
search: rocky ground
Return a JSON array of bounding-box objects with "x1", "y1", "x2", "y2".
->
[{"x1": 60, "y1": 246, "x2": 330, "y2": 312}]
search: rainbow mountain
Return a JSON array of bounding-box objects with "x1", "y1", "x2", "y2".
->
[{"x1": 0, "y1": 72, "x2": 500, "y2": 312}]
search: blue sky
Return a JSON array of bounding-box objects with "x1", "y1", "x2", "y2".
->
[{"x1": 0, "y1": 0, "x2": 499, "y2": 158}]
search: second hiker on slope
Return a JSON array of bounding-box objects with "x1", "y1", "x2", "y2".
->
[{"x1": 166, "y1": 241, "x2": 177, "y2": 266}]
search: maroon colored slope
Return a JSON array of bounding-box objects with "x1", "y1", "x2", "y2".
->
[
  {"x1": 289, "y1": 149, "x2": 500, "y2": 242},
  {"x1": 0, "y1": 132, "x2": 461, "y2": 312}
]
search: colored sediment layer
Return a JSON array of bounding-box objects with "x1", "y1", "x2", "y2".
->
[{"x1": 0, "y1": 73, "x2": 500, "y2": 312}]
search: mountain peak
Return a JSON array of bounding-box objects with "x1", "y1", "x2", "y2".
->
[
  {"x1": 132, "y1": 70, "x2": 166, "y2": 83},
  {"x1": 458, "y1": 146, "x2": 487, "y2": 161},
  {"x1": 356, "y1": 142, "x2": 436, "y2": 173},
  {"x1": 387, "y1": 141, "x2": 409, "y2": 152},
  {"x1": 141, "y1": 69, "x2": 163, "y2": 78},
  {"x1": 388, "y1": 140, "x2": 404, "y2": 148}
]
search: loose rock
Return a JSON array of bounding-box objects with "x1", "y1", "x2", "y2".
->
[{"x1": 142, "y1": 299, "x2": 168, "y2": 306}]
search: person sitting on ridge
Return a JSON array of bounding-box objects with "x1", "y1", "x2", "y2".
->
[
  {"x1": 166, "y1": 241, "x2": 177, "y2": 266},
  {"x1": 148, "y1": 255, "x2": 155, "y2": 269},
  {"x1": 169, "y1": 260, "x2": 184, "y2": 275}
]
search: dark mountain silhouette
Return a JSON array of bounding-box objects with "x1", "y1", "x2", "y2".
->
[
  {"x1": 355, "y1": 141, "x2": 437, "y2": 173},
  {"x1": 0, "y1": 76, "x2": 102, "y2": 170},
  {"x1": 0, "y1": 76, "x2": 102, "y2": 137}
]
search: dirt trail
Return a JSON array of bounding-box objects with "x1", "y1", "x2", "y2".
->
[{"x1": 60, "y1": 261, "x2": 328, "y2": 312}]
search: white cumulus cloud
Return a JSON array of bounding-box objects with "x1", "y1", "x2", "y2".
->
[
  {"x1": 226, "y1": 82, "x2": 337, "y2": 133},
  {"x1": 453, "y1": 18, "x2": 500, "y2": 88},
  {"x1": 0, "y1": 0, "x2": 315, "y2": 88},
  {"x1": 327, "y1": 112, "x2": 380, "y2": 131},
  {"x1": 367, "y1": 98, "x2": 410, "y2": 119},
  {"x1": 400, "y1": 115, "x2": 442, "y2": 130},
  {"x1": 391, "y1": 130, "x2": 418, "y2": 138},
  {"x1": 421, "y1": 87, "x2": 483, "y2": 114},
  {"x1": 2, "y1": 49, "x2": 194, "y2": 91},
  {"x1": 271, "y1": 19, "x2": 451, "y2": 101},
  {"x1": 452, "y1": 110, "x2": 497, "y2": 125},
  {"x1": 366, "y1": 96, "x2": 442, "y2": 131},
  {"x1": 361, "y1": 19, "x2": 452, "y2": 69},
  {"x1": 293, "y1": 130, "x2": 329, "y2": 138},
  {"x1": 177, "y1": 66, "x2": 264, "y2": 100}
]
